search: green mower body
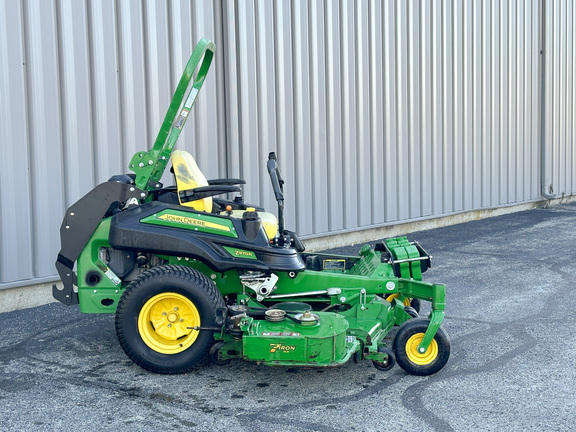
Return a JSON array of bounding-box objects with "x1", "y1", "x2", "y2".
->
[{"x1": 53, "y1": 39, "x2": 450, "y2": 376}]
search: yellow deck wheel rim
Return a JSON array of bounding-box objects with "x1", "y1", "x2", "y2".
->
[
  {"x1": 405, "y1": 333, "x2": 438, "y2": 365},
  {"x1": 386, "y1": 293, "x2": 411, "y2": 307},
  {"x1": 138, "y1": 292, "x2": 200, "y2": 354}
]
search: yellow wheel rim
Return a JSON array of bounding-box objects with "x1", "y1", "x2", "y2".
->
[
  {"x1": 405, "y1": 333, "x2": 438, "y2": 365},
  {"x1": 386, "y1": 293, "x2": 411, "y2": 307},
  {"x1": 138, "y1": 292, "x2": 200, "y2": 354}
]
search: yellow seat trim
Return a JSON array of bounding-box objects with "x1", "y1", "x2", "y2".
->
[{"x1": 172, "y1": 150, "x2": 212, "y2": 213}]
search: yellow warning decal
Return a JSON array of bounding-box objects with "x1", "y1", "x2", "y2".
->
[{"x1": 157, "y1": 213, "x2": 231, "y2": 232}]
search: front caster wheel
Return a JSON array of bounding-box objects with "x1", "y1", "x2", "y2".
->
[
  {"x1": 372, "y1": 347, "x2": 396, "y2": 372},
  {"x1": 209, "y1": 342, "x2": 232, "y2": 366},
  {"x1": 115, "y1": 265, "x2": 225, "y2": 374},
  {"x1": 393, "y1": 318, "x2": 450, "y2": 376},
  {"x1": 404, "y1": 306, "x2": 419, "y2": 318}
]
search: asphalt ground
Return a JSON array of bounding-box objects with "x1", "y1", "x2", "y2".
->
[{"x1": 1, "y1": 203, "x2": 576, "y2": 431}]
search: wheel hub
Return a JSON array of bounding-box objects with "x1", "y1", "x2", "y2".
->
[
  {"x1": 138, "y1": 292, "x2": 201, "y2": 354},
  {"x1": 405, "y1": 333, "x2": 438, "y2": 365}
]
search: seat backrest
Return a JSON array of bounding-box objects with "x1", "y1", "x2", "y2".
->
[{"x1": 171, "y1": 150, "x2": 212, "y2": 212}]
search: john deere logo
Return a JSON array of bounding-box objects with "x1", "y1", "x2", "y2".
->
[
  {"x1": 270, "y1": 344, "x2": 296, "y2": 353},
  {"x1": 157, "y1": 213, "x2": 230, "y2": 232},
  {"x1": 141, "y1": 210, "x2": 238, "y2": 238}
]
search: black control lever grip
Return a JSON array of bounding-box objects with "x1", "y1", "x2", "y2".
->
[{"x1": 267, "y1": 152, "x2": 285, "y2": 202}]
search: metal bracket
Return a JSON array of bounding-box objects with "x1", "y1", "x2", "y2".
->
[{"x1": 241, "y1": 273, "x2": 279, "y2": 301}]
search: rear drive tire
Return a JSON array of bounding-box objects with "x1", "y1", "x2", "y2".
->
[{"x1": 115, "y1": 265, "x2": 225, "y2": 374}]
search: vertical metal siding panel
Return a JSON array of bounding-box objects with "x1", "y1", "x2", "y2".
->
[
  {"x1": 222, "y1": 1, "x2": 241, "y2": 180},
  {"x1": 431, "y1": 0, "x2": 443, "y2": 215},
  {"x1": 396, "y1": 1, "x2": 410, "y2": 220},
  {"x1": 481, "y1": 0, "x2": 492, "y2": 208},
  {"x1": 507, "y1": 0, "x2": 518, "y2": 203},
  {"x1": 531, "y1": 0, "x2": 541, "y2": 200},
  {"x1": 472, "y1": 0, "x2": 483, "y2": 209},
  {"x1": 442, "y1": 0, "x2": 454, "y2": 214},
  {"x1": 309, "y1": 0, "x2": 330, "y2": 233},
  {"x1": 169, "y1": 0, "x2": 189, "y2": 161},
  {"x1": 143, "y1": 1, "x2": 171, "y2": 163},
  {"x1": 569, "y1": 0, "x2": 575, "y2": 193},
  {"x1": 562, "y1": 0, "x2": 569, "y2": 195},
  {"x1": 558, "y1": 0, "x2": 567, "y2": 194},
  {"x1": 212, "y1": 0, "x2": 228, "y2": 177},
  {"x1": 236, "y1": 2, "x2": 261, "y2": 207},
  {"x1": 464, "y1": 2, "x2": 473, "y2": 210},
  {"x1": 254, "y1": 0, "x2": 277, "y2": 213},
  {"x1": 340, "y1": 0, "x2": 358, "y2": 229},
  {"x1": 356, "y1": 1, "x2": 372, "y2": 227},
  {"x1": 465, "y1": 1, "x2": 476, "y2": 209},
  {"x1": 490, "y1": 2, "x2": 501, "y2": 206},
  {"x1": 551, "y1": 0, "x2": 561, "y2": 195},
  {"x1": 292, "y1": 0, "x2": 313, "y2": 235},
  {"x1": 496, "y1": 3, "x2": 510, "y2": 203},
  {"x1": 408, "y1": 2, "x2": 422, "y2": 219},
  {"x1": 543, "y1": 0, "x2": 553, "y2": 195},
  {"x1": 273, "y1": 0, "x2": 297, "y2": 228},
  {"x1": 25, "y1": 0, "x2": 64, "y2": 277},
  {"x1": 521, "y1": 0, "x2": 533, "y2": 202},
  {"x1": 325, "y1": 0, "x2": 344, "y2": 231},
  {"x1": 383, "y1": 1, "x2": 398, "y2": 222},
  {"x1": 59, "y1": 0, "x2": 95, "y2": 205},
  {"x1": 89, "y1": 0, "x2": 122, "y2": 183},
  {"x1": 453, "y1": 1, "x2": 464, "y2": 213},
  {"x1": 188, "y1": 0, "x2": 223, "y2": 178},
  {"x1": 553, "y1": 0, "x2": 562, "y2": 195},
  {"x1": 529, "y1": 0, "x2": 540, "y2": 201},
  {"x1": 516, "y1": 0, "x2": 526, "y2": 202},
  {"x1": 420, "y1": 0, "x2": 433, "y2": 217},
  {"x1": 0, "y1": 0, "x2": 33, "y2": 283},
  {"x1": 369, "y1": 0, "x2": 385, "y2": 224},
  {"x1": 117, "y1": 1, "x2": 147, "y2": 172}
]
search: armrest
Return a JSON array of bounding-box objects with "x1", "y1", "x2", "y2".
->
[
  {"x1": 179, "y1": 185, "x2": 241, "y2": 203},
  {"x1": 207, "y1": 178, "x2": 246, "y2": 186}
]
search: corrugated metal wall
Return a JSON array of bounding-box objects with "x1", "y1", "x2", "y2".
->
[
  {"x1": 0, "y1": 0, "x2": 226, "y2": 285},
  {"x1": 1, "y1": 0, "x2": 575, "y2": 287},
  {"x1": 222, "y1": 0, "x2": 545, "y2": 237},
  {"x1": 543, "y1": 0, "x2": 576, "y2": 197}
]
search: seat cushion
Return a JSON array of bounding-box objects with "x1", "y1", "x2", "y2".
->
[{"x1": 172, "y1": 150, "x2": 212, "y2": 212}]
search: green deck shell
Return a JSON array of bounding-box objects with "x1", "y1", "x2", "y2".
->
[{"x1": 241, "y1": 312, "x2": 354, "y2": 366}]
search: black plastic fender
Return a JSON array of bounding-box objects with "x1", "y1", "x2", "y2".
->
[{"x1": 53, "y1": 181, "x2": 147, "y2": 305}]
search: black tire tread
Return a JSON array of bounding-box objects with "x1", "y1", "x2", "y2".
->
[
  {"x1": 115, "y1": 264, "x2": 225, "y2": 374},
  {"x1": 393, "y1": 317, "x2": 450, "y2": 376}
]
